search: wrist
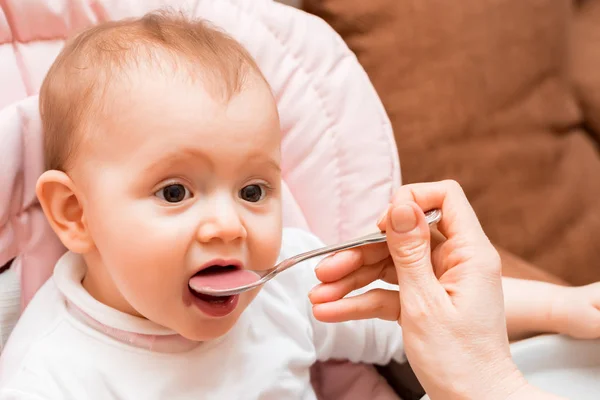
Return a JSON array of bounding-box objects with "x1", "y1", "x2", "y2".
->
[
  {"x1": 448, "y1": 364, "x2": 566, "y2": 400},
  {"x1": 442, "y1": 360, "x2": 528, "y2": 400},
  {"x1": 507, "y1": 383, "x2": 567, "y2": 400},
  {"x1": 547, "y1": 286, "x2": 571, "y2": 335},
  {"x1": 503, "y1": 278, "x2": 566, "y2": 340},
  {"x1": 527, "y1": 281, "x2": 568, "y2": 336},
  {"x1": 476, "y1": 362, "x2": 528, "y2": 400}
]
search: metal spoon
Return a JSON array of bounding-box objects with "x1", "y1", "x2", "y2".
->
[{"x1": 194, "y1": 209, "x2": 442, "y2": 296}]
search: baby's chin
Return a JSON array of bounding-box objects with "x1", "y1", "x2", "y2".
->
[
  {"x1": 178, "y1": 298, "x2": 257, "y2": 341},
  {"x1": 176, "y1": 315, "x2": 242, "y2": 342},
  {"x1": 140, "y1": 289, "x2": 261, "y2": 341}
]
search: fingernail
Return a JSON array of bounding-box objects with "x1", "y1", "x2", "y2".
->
[
  {"x1": 308, "y1": 284, "x2": 321, "y2": 298},
  {"x1": 391, "y1": 204, "x2": 418, "y2": 233},
  {"x1": 315, "y1": 257, "x2": 328, "y2": 272},
  {"x1": 376, "y1": 207, "x2": 389, "y2": 226}
]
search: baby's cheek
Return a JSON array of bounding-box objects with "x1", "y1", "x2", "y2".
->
[
  {"x1": 256, "y1": 232, "x2": 282, "y2": 269},
  {"x1": 113, "y1": 263, "x2": 177, "y2": 318},
  {"x1": 104, "y1": 209, "x2": 187, "y2": 259},
  {"x1": 99, "y1": 224, "x2": 184, "y2": 296}
]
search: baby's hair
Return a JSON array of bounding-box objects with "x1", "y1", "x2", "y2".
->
[{"x1": 40, "y1": 10, "x2": 265, "y2": 171}]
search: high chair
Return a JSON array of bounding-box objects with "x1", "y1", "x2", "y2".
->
[{"x1": 0, "y1": 0, "x2": 406, "y2": 398}]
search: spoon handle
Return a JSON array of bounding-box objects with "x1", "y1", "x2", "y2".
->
[{"x1": 275, "y1": 208, "x2": 442, "y2": 275}]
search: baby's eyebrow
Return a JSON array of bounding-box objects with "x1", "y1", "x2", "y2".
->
[
  {"x1": 141, "y1": 150, "x2": 280, "y2": 175},
  {"x1": 142, "y1": 149, "x2": 213, "y2": 174},
  {"x1": 263, "y1": 159, "x2": 281, "y2": 173},
  {"x1": 243, "y1": 154, "x2": 281, "y2": 173}
]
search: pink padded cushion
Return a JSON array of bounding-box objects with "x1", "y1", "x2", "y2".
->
[
  {"x1": 0, "y1": 98, "x2": 65, "y2": 310},
  {"x1": 0, "y1": 0, "x2": 400, "y2": 309}
]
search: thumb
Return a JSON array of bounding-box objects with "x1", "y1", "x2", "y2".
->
[{"x1": 386, "y1": 202, "x2": 437, "y2": 291}]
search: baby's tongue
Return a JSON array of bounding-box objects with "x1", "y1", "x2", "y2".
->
[{"x1": 189, "y1": 268, "x2": 260, "y2": 291}]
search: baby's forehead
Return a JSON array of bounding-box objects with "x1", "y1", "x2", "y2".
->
[
  {"x1": 41, "y1": 12, "x2": 268, "y2": 172},
  {"x1": 79, "y1": 72, "x2": 279, "y2": 162},
  {"x1": 94, "y1": 65, "x2": 273, "y2": 131}
]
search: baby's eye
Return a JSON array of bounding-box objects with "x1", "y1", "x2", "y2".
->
[
  {"x1": 239, "y1": 184, "x2": 265, "y2": 203},
  {"x1": 155, "y1": 184, "x2": 191, "y2": 203}
]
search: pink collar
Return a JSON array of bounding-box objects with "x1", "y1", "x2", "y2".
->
[{"x1": 54, "y1": 252, "x2": 201, "y2": 353}]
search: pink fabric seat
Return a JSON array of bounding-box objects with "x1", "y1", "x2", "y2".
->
[{"x1": 0, "y1": 1, "x2": 402, "y2": 398}]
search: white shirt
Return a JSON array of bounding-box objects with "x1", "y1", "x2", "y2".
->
[{"x1": 0, "y1": 228, "x2": 405, "y2": 400}]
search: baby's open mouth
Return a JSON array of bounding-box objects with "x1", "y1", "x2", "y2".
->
[
  {"x1": 188, "y1": 265, "x2": 240, "y2": 303},
  {"x1": 187, "y1": 265, "x2": 245, "y2": 317},
  {"x1": 187, "y1": 263, "x2": 261, "y2": 318},
  {"x1": 188, "y1": 264, "x2": 259, "y2": 296}
]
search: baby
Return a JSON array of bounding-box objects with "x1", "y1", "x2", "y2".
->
[{"x1": 0, "y1": 11, "x2": 599, "y2": 399}]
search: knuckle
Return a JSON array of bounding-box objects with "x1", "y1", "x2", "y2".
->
[
  {"x1": 368, "y1": 289, "x2": 394, "y2": 317},
  {"x1": 403, "y1": 298, "x2": 429, "y2": 321},
  {"x1": 348, "y1": 248, "x2": 364, "y2": 265},
  {"x1": 446, "y1": 241, "x2": 476, "y2": 263},
  {"x1": 373, "y1": 259, "x2": 398, "y2": 284},
  {"x1": 376, "y1": 269, "x2": 386, "y2": 283},
  {"x1": 445, "y1": 239, "x2": 501, "y2": 274},
  {"x1": 371, "y1": 299, "x2": 386, "y2": 315},
  {"x1": 392, "y1": 185, "x2": 416, "y2": 205},
  {"x1": 375, "y1": 261, "x2": 389, "y2": 281},
  {"x1": 347, "y1": 301, "x2": 362, "y2": 317},
  {"x1": 350, "y1": 273, "x2": 360, "y2": 291},
  {"x1": 475, "y1": 247, "x2": 502, "y2": 275},
  {"x1": 392, "y1": 240, "x2": 429, "y2": 268},
  {"x1": 382, "y1": 267, "x2": 397, "y2": 284},
  {"x1": 443, "y1": 179, "x2": 463, "y2": 193},
  {"x1": 402, "y1": 289, "x2": 446, "y2": 321}
]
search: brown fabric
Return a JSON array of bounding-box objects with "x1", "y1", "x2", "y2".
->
[
  {"x1": 571, "y1": 0, "x2": 600, "y2": 142},
  {"x1": 304, "y1": 0, "x2": 600, "y2": 286},
  {"x1": 497, "y1": 247, "x2": 568, "y2": 285}
]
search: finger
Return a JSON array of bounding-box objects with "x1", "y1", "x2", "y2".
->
[
  {"x1": 386, "y1": 201, "x2": 438, "y2": 293},
  {"x1": 430, "y1": 227, "x2": 446, "y2": 248},
  {"x1": 379, "y1": 208, "x2": 446, "y2": 251},
  {"x1": 380, "y1": 212, "x2": 448, "y2": 280},
  {"x1": 312, "y1": 289, "x2": 400, "y2": 322},
  {"x1": 309, "y1": 257, "x2": 396, "y2": 304},
  {"x1": 378, "y1": 206, "x2": 447, "y2": 243},
  {"x1": 315, "y1": 242, "x2": 389, "y2": 283},
  {"x1": 390, "y1": 180, "x2": 489, "y2": 247},
  {"x1": 376, "y1": 206, "x2": 389, "y2": 232},
  {"x1": 430, "y1": 239, "x2": 455, "y2": 279},
  {"x1": 429, "y1": 228, "x2": 450, "y2": 278},
  {"x1": 379, "y1": 206, "x2": 445, "y2": 234}
]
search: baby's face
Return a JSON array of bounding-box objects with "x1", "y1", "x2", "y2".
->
[{"x1": 71, "y1": 71, "x2": 282, "y2": 341}]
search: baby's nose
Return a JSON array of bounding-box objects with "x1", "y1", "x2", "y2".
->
[{"x1": 195, "y1": 203, "x2": 247, "y2": 244}]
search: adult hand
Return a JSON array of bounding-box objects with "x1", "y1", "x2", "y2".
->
[{"x1": 309, "y1": 180, "x2": 532, "y2": 400}]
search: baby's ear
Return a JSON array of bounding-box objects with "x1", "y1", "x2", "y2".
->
[{"x1": 36, "y1": 170, "x2": 94, "y2": 254}]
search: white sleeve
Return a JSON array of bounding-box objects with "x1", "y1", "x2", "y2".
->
[
  {"x1": 280, "y1": 228, "x2": 406, "y2": 365},
  {"x1": 0, "y1": 366, "x2": 71, "y2": 400},
  {"x1": 0, "y1": 389, "x2": 49, "y2": 400},
  {"x1": 310, "y1": 282, "x2": 406, "y2": 365}
]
